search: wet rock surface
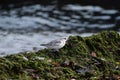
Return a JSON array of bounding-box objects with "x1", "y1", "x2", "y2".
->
[{"x1": 0, "y1": 31, "x2": 120, "y2": 79}]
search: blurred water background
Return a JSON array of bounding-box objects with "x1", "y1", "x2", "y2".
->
[{"x1": 0, "y1": 0, "x2": 120, "y2": 56}]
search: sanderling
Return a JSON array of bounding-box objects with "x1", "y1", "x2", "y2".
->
[{"x1": 40, "y1": 38, "x2": 67, "y2": 50}]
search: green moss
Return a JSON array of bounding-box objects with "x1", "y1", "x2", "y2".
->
[{"x1": 0, "y1": 31, "x2": 120, "y2": 79}]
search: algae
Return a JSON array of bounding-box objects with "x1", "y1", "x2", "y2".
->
[{"x1": 0, "y1": 31, "x2": 120, "y2": 80}]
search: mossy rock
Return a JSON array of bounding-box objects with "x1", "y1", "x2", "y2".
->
[{"x1": 0, "y1": 31, "x2": 120, "y2": 80}]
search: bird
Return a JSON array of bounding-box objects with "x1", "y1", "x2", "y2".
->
[{"x1": 40, "y1": 38, "x2": 67, "y2": 51}]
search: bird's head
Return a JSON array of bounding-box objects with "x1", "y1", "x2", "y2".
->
[
  {"x1": 63, "y1": 38, "x2": 67, "y2": 40},
  {"x1": 62, "y1": 38, "x2": 68, "y2": 44},
  {"x1": 63, "y1": 37, "x2": 68, "y2": 41}
]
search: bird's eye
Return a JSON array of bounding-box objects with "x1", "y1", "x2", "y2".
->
[{"x1": 64, "y1": 38, "x2": 66, "y2": 40}]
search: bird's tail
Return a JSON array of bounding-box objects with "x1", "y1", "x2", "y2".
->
[{"x1": 40, "y1": 44, "x2": 46, "y2": 46}]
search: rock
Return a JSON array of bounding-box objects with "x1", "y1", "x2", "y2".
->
[{"x1": 0, "y1": 31, "x2": 120, "y2": 79}]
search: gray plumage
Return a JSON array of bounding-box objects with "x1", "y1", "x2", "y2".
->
[{"x1": 41, "y1": 38, "x2": 67, "y2": 50}]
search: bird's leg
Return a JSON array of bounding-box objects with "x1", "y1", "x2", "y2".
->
[
  {"x1": 46, "y1": 49, "x2": 52, "y2": 57},
  {"x1": 51, "y1": 49, "x2": 61, "y2": 59}
]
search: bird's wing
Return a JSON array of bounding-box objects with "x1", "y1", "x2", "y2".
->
[{"x1": 48, "y1": 40, "x2": 61, "y2": 46}]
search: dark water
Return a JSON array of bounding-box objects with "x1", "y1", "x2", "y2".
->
[{"x1": 0, "y1": 4, "x2": 120, "y2": 56}]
